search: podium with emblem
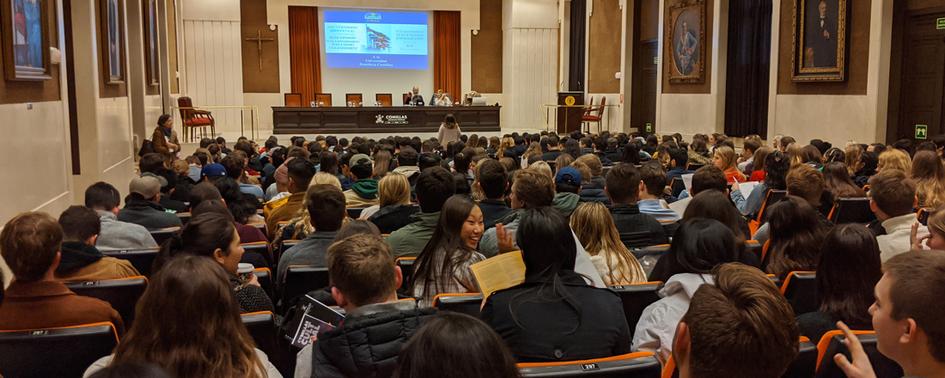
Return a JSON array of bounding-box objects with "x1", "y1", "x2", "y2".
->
[{"x1": 556, "y1": 92, "x2": 585, "y2": 134}]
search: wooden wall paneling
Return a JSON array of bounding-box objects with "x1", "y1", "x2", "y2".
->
[
  {"x1": 240, "y1": 0, "x2": 279, "y2": 93},
  {"x1": 588, "y1": 0, "x2": 622, "y2": 93},
  {"x1": 471, "y1": 0, "x2": 502, "y2": 93}
]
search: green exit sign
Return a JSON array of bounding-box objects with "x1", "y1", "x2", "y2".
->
[
  {"x1": 645, "y1": 122, "x2": 653, "y2": 133},
  {"x1": 916, "y1": 124, "x2": 928, "y2": 140},
  {"x1": 938, "y1": 17, "x2": 945, "y2": 30}
]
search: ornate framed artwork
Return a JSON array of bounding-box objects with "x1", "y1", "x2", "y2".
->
[
  {"x1": 143, "y1": 0, "x2": 158, "y2": 86},
  {"x1": 792, "y1": 0, "x2": 847, "y2": 82},
  {"x1": 101, "y1": 0, "x2": 125, "y2": 84},
  {"x1": 1, "y1": 0, "x2": 51, "y2": 81},
  {"x1": 666, "y1": 0, "x2": 706, "y2": 84}
]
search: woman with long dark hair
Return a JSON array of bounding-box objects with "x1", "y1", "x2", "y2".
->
[
  {"x1": 410, "y1": 195, "x2": 486, "y2": 306},
  {"x1": 822, "y1": 162, "x2": 866, "y2": 199},
  {"x1": 634, "y1": 218, "x2": 742, "y2": 361},
  {"x1": 153, "y1": 213, "x2": 273, "y2": 313},
  {"x1": 84, "y1": 256, "x2": 281, "y2": 377},
  {"x1": 395, "y1": 312, "x2": 520, "y2": 378},
  {"x1": 853, "y1": 151, "x2": 879, "y2": 188},
  {"x1": 797, "y1": 224, "x2": 882, "y2": 342},
  {"x1": 481, "y1": 207, "x2": 630, "y2": 362},
  {"x1": 764, "y1": 196, "x2": 829, "y2": 279}
]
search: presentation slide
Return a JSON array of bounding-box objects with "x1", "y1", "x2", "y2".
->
[{"x1": 323, "y1": 10, "x2": 429, "y2": 70}]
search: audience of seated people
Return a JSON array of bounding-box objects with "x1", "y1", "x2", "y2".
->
[{"x1": 5, "y1": 130, "x2": 945, "y2": 377}]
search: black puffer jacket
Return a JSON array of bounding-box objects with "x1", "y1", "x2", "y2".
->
[
  {"x1": 312, "y1": 304, "x2": 436, "y2": 378},
  {"x1": 579, "y1": 176, "x2": 610, "y2": 204}
]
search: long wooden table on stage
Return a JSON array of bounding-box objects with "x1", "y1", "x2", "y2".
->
[{"x1": 272, "y1": 105, "x2": 501, "y2": 134}]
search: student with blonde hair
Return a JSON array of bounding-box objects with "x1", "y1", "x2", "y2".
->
[
  {"x1": 570, "y1": 202, "x2": 647, "y2": 285},
  {"x1": 712, "y1": 146, "x2": 745, "y2": 183},
  {"x1": 910, "y1": 150, "x2": 945, "y2": 209},
  {"x1": 877, "y1": 148, "x2": 912, "y2": 175},
  {"x1": 363, "y1": 173, "x2": 419, "y2": 234}
]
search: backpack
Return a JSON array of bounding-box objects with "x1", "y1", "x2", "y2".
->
[{"x1": 138, "y1": 140, "x2": 155, "y2": 157}]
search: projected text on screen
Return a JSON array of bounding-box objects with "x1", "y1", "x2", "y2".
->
[{"x1": 324, "y1": 10, "x2": 429, "y2": 70}]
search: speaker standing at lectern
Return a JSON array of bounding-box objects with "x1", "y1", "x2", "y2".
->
[{"x1": 409, "y1": 86, "x2": 425, "y2": 106}]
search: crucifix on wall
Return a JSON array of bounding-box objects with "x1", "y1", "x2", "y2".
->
[{"x1": 245, "y1": 29, "x2": 275, "y2": 71}]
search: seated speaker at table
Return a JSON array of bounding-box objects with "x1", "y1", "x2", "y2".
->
[
  {"x1": 432, "y1": 89, "x2": 452, "y2": 107},
  {"x1": 409, "y1": 86, "x2": 425, "y2": 106}
]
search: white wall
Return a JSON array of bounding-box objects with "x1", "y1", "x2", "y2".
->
[{"x1": 505, "y1": 0, "x2": 558, "y2": 131}]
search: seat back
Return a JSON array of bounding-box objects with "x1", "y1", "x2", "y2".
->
[
  {"x1": 518, "y1": 351, "x2": 661, "y2": 378},
  {"x1": 176, "y1": 212, "x2": 192, "y2": 225},
  {"x1": 828, "y1": 197, "x2": 875, "y2": 224},
  {"x1": 241, "y1": 311, "x2": 279, "y2": 362},
  {"x1": 0, "y1": 322, "x2": 119, "y2": 378},
  {"x1": 284, "y1": 93, "x2": 302, "y2": 107},
  {"x1": 376, "y1": 93, "x2": 393, "y2": 106},
  {"x1": 783, "y1": 338, "x2": 818, "y2": 378},
  {"x1": 402, "y1": 92, "x2": 412, "y2": 105},
  {"x1": 66, "y1": 277, "x2": 148, "y2": 328},
  {"x1": 396, "y1": 257, "x2": 417, "y2": 291},
  {"x1": 345, "y1": 93, "x2": 363, "y2": 106},
  {"x1": 757, "y1": 190, "x2": 788, "y2": 223},
  {"x1": 281, "y1": 265, "x2": 330, "y2": 307},
  {"x1": 780, "y1": 271, "x2": 818, "y2": 316},
  {"x1": 276, "y1": 239, "x2": 302, "y2": 267},
  {"x1": 177, "y1": 96, "x2": 194, "y2": 120},
  {"x1": 149, "y1": 226, "x2": 181, "y2": 246},
  {"x1": 815, "y1": 331, "x2": 903, "y2": 378},
  {"x1": 584, "y1": 96, "x2": 595, "y2": 116},
  {"x1": 314, "y1": 93, "x2": 332, "y2": 106},
  {"x1": 621, "y1": 232, "x2": 661, "y2": 250},
  {"x1": 596, "y1": 96, "x2": 607, "y2": 117},
  {"x1": 101, "y1": 247, "x2": 160, "y2": 277},
  {"x1": 432, "y1": 293, "x2": 483, "y2": 317},
  {"x1": 254, "y1": 267, "x2": 274, "y2": 300},
  {"x1": 610, "y1": 282, "x2": 662, "y2": 338},
  {"x1": 242, "y1": 241, "x2": 273, "y2": 268}
]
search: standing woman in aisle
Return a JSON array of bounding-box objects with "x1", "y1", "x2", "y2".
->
[
  {"x1": 151, "y1": 114, "x2": 180, "y2": 162},
  {"x1": 438, "y1": 114, "x2": 462, "y2": 148}
]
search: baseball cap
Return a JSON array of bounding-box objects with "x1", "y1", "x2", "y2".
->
[
  {"x1": 201, "y1": 163, "x2": 227, "y2": 178},
  {"x1": 555, "y1": 166, "x2": 583, "y2": 187},
  {"x1": 350, "y1": 154, "x2": 372, "y2": 167},
  {"x1": 129, "y1": 176, "x2": 162, "y2": 199}
]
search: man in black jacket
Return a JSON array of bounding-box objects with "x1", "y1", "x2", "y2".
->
[
  {"x1": 117, "y1": 176, "x2": 182, "y2": 230},
  {"x1": 475, "y1": 159, "x2": 511, "y2": 229},
  {"x1": 295, "y1": 234, "x2": 435, "y2": 378},
  {"x1": 604, "y1": 163, "x2": 668, "y2": 248}
]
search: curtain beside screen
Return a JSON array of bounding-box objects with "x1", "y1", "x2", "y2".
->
[
  {"x1": 289, "y1": 6, "x2": 322, "y2": 106},
  {"x1": 434, "y1": 11, "x2": 461, "y2": 103}
]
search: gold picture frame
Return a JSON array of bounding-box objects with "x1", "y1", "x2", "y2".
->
[
  {"x1": 666, "y1": 0, "x2": 706, "y2": 84},
  {"x1": 792, "y1": 0, "x2": 847, "y2": 82}
]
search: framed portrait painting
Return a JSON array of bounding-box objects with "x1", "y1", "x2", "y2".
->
[
  {"x1": 143, "y1": 0, "x2": 158, "y2": 86},
  {"x1": 666, "y1": 0, "x2": 706, "y2": 84},
  {"x1": 792, "y1": 0, "x2": 847, "y2": 82},
  {"x1": 1, "y1": 0, "x2": 51, "y2": 81},
  {"x1": 100, "y1": 0, "x2": 125, "y2": 84}
]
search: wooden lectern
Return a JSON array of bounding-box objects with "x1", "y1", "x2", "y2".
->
[{"x1": 556, "y1": 92, "x2": 584, "y2": 134}]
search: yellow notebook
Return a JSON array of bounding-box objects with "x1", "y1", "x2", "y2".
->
[{"x1": 471, "y1": 251, "x2": 526, "y2": 301}]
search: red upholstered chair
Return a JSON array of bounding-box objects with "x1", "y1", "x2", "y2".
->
[
  {"x1": 402, "y1": 92, "x2": 412, "y2": 105},
  {"x1": 583, "y1": 96, "x2": 605, "y2": 133},
  {"x1": 177, "y1": 96, "x2": 215, "y2": 142},
  {"x1": 314, "y1": 93, "x2": 333, "y2": 107},
  {"x1": 376, "y1": 93, "x2": 393, "y2": 106}
]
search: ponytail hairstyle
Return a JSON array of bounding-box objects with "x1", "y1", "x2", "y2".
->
[{"x1": 152, "y1": 213, "x2": 237, "y2": 274}]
